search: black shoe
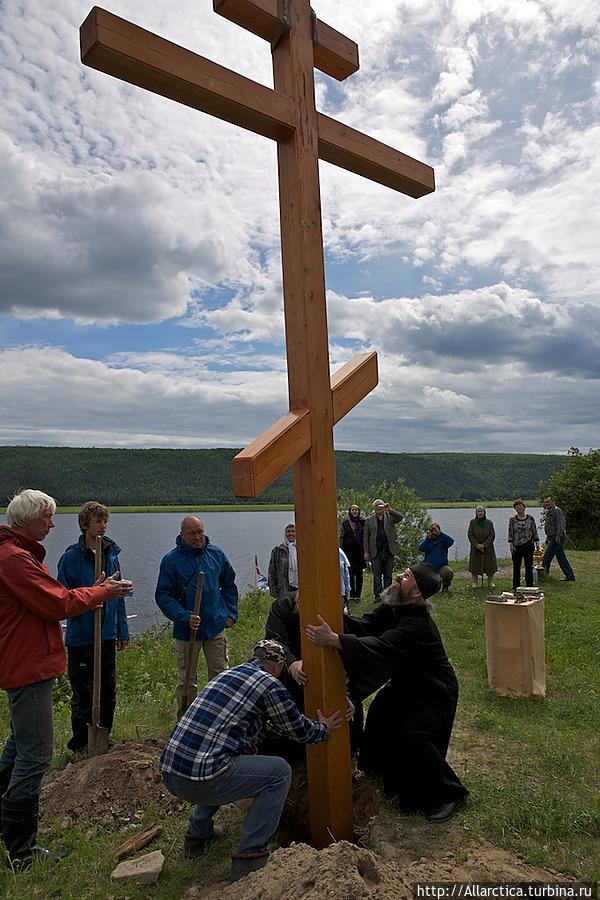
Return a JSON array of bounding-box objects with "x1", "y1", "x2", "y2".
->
[
  {"x1": 560, "y1": 578, "x2": 575, "y2": 582},
  {"x1": 184, "y1": 822, "x2": 228, "y2": 858},
  {"x1": 425, "y1": 800, "x2": 460, "y2": 823}
]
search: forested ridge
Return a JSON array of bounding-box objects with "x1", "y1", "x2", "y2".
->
[{"x1": 0, "y1": 446, "x2": 566, "y2": 506}]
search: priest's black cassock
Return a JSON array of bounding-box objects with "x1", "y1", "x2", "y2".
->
[{"x1": 339, "y1": 599, "x2": 468, "y2": 813}]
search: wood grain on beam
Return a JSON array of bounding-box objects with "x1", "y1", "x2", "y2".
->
[
  {"x1": 80, "y1": 7, "x2": 293, "y2": 141},
  {"x1": 213, "y1": 0, "x2": 359, "y2": 81},
  {"x1": 231, "y1": 409, "x2": 311, "y2": 497},
  {"x1": 318, "y1": 113, "x2": 435, "y2": 198},
  {"x1": 331, "y1": 352, "x2": 378, "y2": 425}
]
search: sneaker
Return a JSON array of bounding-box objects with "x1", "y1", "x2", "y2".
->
[
  {"x1": 471, "y1": 580, "x2": 478, "y2": 589},
  {"x1": 9, "y1": 845, "x2": 69, "y2": 871}
]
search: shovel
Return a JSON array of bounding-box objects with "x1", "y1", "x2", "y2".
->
[
  {"x1": 182, "y1": 571, "x2": 205, "y2": 715},
  {"x1": 88, "y1": 535, "x2": 110, "y2": 756}
]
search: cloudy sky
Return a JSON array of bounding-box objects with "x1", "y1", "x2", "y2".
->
[{"x1": 1, "y1": 0, "x2": 599, "y2": 455}]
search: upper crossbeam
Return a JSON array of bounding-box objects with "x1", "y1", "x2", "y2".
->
[
  {"x1": 80, "y1": 8, "x2": 434, "y2": 197},
  {"x1": 213, "y1": 0, "x2": 359, "y2": 81}
]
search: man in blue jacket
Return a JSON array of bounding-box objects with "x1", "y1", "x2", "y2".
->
[
  {"x1": 155, "y1": 516, "x2": 238, "y2": 719},
  {"x1": 419, "y1": 523, "x2": 455, "y2": 592},
  {"x1": 57, "y1": 501, "x2": 130, "y2": 752}
]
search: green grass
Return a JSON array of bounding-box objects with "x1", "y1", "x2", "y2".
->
[{"x1": 1, "y1": 557, "x2": 599, "y2": 894}]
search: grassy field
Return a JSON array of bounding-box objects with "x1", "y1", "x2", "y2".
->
[{"x1": 1, "y1": 554, "x2": 598, "y2": 896}]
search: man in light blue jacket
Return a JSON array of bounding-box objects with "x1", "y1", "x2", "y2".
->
[
  {"x1": 155, "y1": 516, "x2": 238, "y2": 718},
  {"x1": 58, "y1": 501, "x2": 129, "y2": 752}
]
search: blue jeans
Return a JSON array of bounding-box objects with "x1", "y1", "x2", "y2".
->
[
  {"x1": 162, "y1": 754, "x2": 292, "y2": 855},
  {"x1": 372, "y1": 549, "x2": 394, "y2": 598},
  {"x1": 0, "y1": 679, "x2": 55, "y2": 801},
  {"x1": 542, "y1": 536, "x2": 575, "y2": 580}
]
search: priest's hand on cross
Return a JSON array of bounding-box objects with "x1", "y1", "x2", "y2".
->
[{"x1": 306, "y1": 615, "x2": 341, "y2": 649}]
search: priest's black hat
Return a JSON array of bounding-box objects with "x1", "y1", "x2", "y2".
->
[{"x1": 410, "y1": 564, "x2": 442, "y2": 600}]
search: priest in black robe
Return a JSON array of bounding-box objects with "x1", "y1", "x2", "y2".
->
[
  {"x1": 263, "y1": 590, "x2": 363, "y2": 758},
  {"x1": 306, "y1": 564, "x2": 468, "y2": 823}
]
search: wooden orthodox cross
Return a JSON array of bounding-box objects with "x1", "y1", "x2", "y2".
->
[{"x1": 80, "y1": 0, "x2": 434, "y2": 846}]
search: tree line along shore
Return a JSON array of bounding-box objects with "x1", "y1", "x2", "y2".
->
[{"x1": 0, "y1": 446, "x2": 565, "y2": 507}]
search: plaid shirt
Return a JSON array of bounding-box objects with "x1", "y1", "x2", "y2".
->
[{"x1": 160, "y1": 659, "x2": 328, "y2": 780}]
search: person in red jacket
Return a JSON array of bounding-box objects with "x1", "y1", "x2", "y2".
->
[{"x1": 0, "y1": 489, "x2": 132, "y2": 870}]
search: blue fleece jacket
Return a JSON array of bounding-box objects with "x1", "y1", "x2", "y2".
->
[
  {"x1": 418, "y1": 532, "x2": 455, "y2": 570},
  {"x1": 155, "y1": 535, "x2": 238, "y2": 641},
  {"x1": 57, "y1": 535, "x2": 129, "y2": 647}
]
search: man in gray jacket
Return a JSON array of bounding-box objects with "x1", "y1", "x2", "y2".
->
[
  {"x1": 363, "y1": 499, "x2": 403, "y2": 602},
  {"x1": 542, "y1": 496, "x2": 575, "y2": 581}
]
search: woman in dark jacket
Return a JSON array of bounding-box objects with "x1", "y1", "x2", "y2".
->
[
  {"x1": 467, "y1": 506, "x2": 497, "y2": 591},
  {"x1": 339, "y1": 504, "x2": 366, "y2": 602}
]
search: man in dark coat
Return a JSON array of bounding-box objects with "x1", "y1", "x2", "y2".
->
[
  {"x1": 339, "y1": 504, "x2": 366, "y2": 602},
  {"x1": 305, "y1": 564, "x2": 468, "y2": 823}
]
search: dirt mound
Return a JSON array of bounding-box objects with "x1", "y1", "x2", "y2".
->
[
  {"x1": 187, "y1": 840, "x2": 561, "y2": 900},
  {"x1": 42, "y1": 739, "x2": 181, "y2": 827}
]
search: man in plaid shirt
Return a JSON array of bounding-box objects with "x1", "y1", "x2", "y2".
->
[{"x1": 160, "y1": 638, "x2": 342, "y2": 881}]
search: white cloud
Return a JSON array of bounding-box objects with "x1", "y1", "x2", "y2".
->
[{"x1": 0, "y1": 0, "x2": 598, "y2": 454}]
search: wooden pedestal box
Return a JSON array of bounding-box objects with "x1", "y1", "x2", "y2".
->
[{"x1": 485, "y1": 598, "x2": 546, "y2": 698}]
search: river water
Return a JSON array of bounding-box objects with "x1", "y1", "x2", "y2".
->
[{"x1": 1, "y1": 507, "x2": 542, "y2": 635}]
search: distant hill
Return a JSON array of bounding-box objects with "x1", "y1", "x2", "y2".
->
[{"x1": 0, "y1": 446, "x2": 567, "y2": 506}]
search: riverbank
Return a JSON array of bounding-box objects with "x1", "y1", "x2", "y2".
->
[
  {"x1": 1, "y1": 553, "x2": 598, "y2": 896},
  {"x1": 0, "y1": 500, "x2": 538, "y2": 514}
]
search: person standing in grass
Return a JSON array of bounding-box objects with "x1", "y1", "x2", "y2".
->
[
  {"x1": 155, "y1": 516, "x2": 238, "y2": 719},
  {"x1": 508, "y1": 499, "x2": 539, "y2": 590},
  {"x1": 541, "y1": 496, "x2": 575, "y2": 582},
  {"x1": 363, "y1": 499, "x2": 403, "y2": 602},
  {"x1": 467, "y1": 506, "x2": 498, "y2": 590},
  {"x1": 57, "y1": 501, "x2": 130, "y2": 753},
  {"x1": 268, "y1": 523, "x2": 298, "y2": 600},
  {"x1": 0, "y1": 489, "x2": 131, "y2": 870},
  {"x1": 339, "y1": 504, "x2": 366, "y2": 602}
]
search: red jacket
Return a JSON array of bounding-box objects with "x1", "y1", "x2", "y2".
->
[{"x1": 0, "y1": 526, "x2": 113, "y2": 690}]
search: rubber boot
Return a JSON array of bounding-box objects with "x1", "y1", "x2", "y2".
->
[
  {"x1": 2, "y1": 795, "x2": 68, "y2": 870},
  {"x1": 230, "y1": 849, "x2": 269, "y2": 881},
  {"x1": 0, "y1": 766, "x2": 13, "y2": 824}
]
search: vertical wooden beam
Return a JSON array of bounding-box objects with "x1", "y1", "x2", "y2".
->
[{"x1": 272, "y1": 0, "x2": 353, "y2": 847}]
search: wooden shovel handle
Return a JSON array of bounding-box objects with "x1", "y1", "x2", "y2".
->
[
  {"x1": 92, "y1": 536, "x2": 103, "y2": 727},
  {"x1": 183, "y1": 571, "x2": 205, "y2": 710}
]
